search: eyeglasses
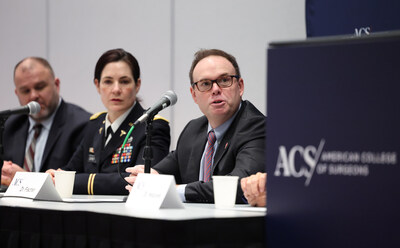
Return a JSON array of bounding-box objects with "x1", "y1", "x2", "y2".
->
[{"x1": 191, "y1": 75, "x2": 239, "y2": 92}]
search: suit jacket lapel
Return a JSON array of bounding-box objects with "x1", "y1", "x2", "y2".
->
[
  {"x1": 213, "y1": 133, "x2": 231, "y2": 171},
  {"x1": 94, "y1": 118, "x2": 105, "y2": 169},
  {"x1": 14, "y1": 118, "x2": 30, "y2": 167},
  {"x1": 212, "y1": 101, "x2": 247, "y2": 171},
  {"x1": 186, "y1": 118, "x2": 208, "y2": 181},
  {"x1": 40, "y1": 101, "x2": 66, "y2": 170}
]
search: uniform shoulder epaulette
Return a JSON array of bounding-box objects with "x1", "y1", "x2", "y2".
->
[
  {"x1": 90, "y1": 111, "x2": 107, "y2": 121},
  {"x1": 153, "y1": 114, "x2": 169, "y2": 123}
]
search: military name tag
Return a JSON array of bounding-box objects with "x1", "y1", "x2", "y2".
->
[{"x1": 88, "y1": 147, "x2": 96, "y2": 163}]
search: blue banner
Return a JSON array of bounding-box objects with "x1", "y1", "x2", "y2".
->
[
  {"x1": 306, "y1": 0, "x2": 400, "y2": 37},
  {"x1": 266, "y1": 33, "x2": 400, "y2": 247}
]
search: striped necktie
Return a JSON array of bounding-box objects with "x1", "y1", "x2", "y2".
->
[
  {"x1": 204, "y1": 130, "x2": 216, "y2": 182},
  {"x1": 24, "y1": 124, "x2": 43, "y2": 172}
]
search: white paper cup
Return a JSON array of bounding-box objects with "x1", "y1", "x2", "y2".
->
[
  {"x1": 54, "y1": 171, "x2": 76, "y2": 198},
  {"x1": 212, "y1": 175, "x2": 239, "y2": 209}
]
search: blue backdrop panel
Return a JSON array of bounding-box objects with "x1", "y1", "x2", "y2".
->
[
  {"x1": 306, "y1": 0, "x2": 400, "y2": 37},
  {"x1": 266, "y1": 32, "x2": 400, "y2": 247}
]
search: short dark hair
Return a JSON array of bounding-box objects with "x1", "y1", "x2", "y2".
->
[
  {"x1": 94, "y1": 48, "x2": 140, "y2": 84},
  {"x1": 14, "y1": 57, "x2": 55, "y2": 79},
  {"x1": 189, "y1": 49, "x2": 241, "y2": 84}
]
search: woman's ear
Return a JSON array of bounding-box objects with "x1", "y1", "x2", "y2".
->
[{"x1": 94, "y1": 79, "x2": 101, "y2": 94}]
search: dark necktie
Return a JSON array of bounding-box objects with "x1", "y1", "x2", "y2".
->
[
  {"x1": 204, "y1": 130, "x2": 216, "y2": 182},
  {"x1": 104, "y1": 126, "x2": 114, "y2": 147},
  {"x1": 24, "y1": 124, "x2": 43, "y2": 172}
]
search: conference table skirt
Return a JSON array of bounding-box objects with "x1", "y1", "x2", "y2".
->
[{"x1": 0, "y1": 205, "x2": 265, "y2": 248}]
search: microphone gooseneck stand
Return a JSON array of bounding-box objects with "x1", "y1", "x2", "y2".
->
[{"x1": 143, "y1": 116, "x2": 155, "y2": 174}]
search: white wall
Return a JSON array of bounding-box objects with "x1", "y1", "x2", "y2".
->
[{"x1": 0, "y1": 0, "x2": 306, "y2": 148}]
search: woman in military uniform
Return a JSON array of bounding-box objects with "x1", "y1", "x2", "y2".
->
[{"x1": 48, "y1": 48, "x2": 170, "y2": 195}]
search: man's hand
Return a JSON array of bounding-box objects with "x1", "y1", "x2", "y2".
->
[
  {"x1": 1, "y1": 161, "x2": 25, "y2": 186},
  {"x1": 125, "y1": 165, "x2": 159, "y2": 192},
  {"x1": 241, "y1": 172, "x2": 267, "y2": 207}
]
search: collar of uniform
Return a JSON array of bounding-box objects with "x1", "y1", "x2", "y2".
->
[{"x1": 104, "y1": 101, "x2": 136, "y2": 136}]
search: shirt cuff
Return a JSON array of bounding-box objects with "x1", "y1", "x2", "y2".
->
[{"x1": 176, "y1": 184, "x2": 187, "y2": 202}]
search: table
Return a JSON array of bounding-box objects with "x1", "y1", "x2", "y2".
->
[{"x1": 0, "y1": 194, "x2": 266, "y2": 247}]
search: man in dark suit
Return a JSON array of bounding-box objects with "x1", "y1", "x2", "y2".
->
[
  {"x1": 126, "y1": 49, "x2": 266, "y2": 203},
  {"x1": 1, "y1": 57, "x2": 90, "y2": 186}
]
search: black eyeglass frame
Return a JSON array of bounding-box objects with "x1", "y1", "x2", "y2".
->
[{"x1": 191, "y1": 75, "x2": 240, "y2": 92}]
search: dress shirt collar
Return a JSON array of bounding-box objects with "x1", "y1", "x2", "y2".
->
[{"x1": 207, "y1": 102, "x2": 242, "y2": 142}]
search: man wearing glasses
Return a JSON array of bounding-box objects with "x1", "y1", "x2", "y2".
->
[{"x1": 126, "y1": 49, "x2": 265, "y2": 203}]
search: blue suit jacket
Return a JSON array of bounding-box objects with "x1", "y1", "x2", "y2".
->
[
  {"x1": 153, "y1": 100, "x2": 266, "y2": 203},
  {"x1": 3, "y1": 100, "x2": 90, "y2": 172}
]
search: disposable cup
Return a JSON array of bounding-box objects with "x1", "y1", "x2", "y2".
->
[
  {"x1": 212, "y1": 175, "x2": 239, "y2": 209},
  {"x1": 54, "y1": 171, "x2": 76, "y2": 198}
]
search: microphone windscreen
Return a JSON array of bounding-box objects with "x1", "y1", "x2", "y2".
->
[
  {"x1": 165, "y1": 90, "x2": 178, "y2": 106},
  {"x1": 28, "y1": 101, "x2": 41, "y2": 114}
]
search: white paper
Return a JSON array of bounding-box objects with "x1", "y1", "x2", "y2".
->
[{"x1": 126, "y1": 173, "x2": 184, "y2": 210}]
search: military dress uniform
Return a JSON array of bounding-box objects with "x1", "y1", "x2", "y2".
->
[{"x1": 63, "y1": 102, "x2": 170, "y2": 195}]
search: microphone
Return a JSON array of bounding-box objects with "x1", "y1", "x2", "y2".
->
[
  {"x1": 134, "y1": 90, "x2": 177, "y2": 125},
  {"x1": 0, "y1": 101, "x2": 41, "y2": 117}
]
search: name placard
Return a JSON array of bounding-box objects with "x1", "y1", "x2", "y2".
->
[
  {"x1": 4, "y1": 172, "x2": 62, "y2": 201},
  {"x1": 126, "y1": 173, "x2": 184, "y2": 210}
]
